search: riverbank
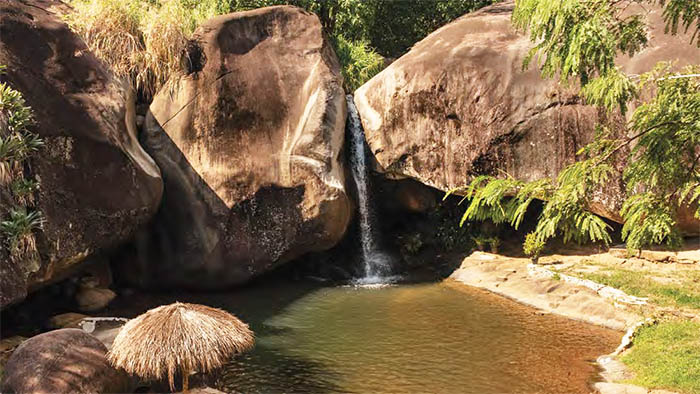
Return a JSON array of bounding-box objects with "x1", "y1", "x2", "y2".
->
[{"x1": 449, "y1": 248, "x2": 700, "y2": 394}]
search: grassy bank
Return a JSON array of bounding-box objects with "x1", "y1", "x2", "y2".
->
[
  {"x1": 578, "y1": 268, "x2": 700, "y2": 312},
  {"x1": 622, "y1": 321, "x2": 700, "y2": 394},
  {"x1": 553, "y1": 257, "x2": 700, "y2": 393}
]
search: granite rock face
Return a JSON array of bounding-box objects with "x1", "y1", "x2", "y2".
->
[
  {"x1": 354, "y1": 1, "x2": 699, "y2": 234},
  {"x1": 133, "y1": 6, "x2": 351, "y2": 289},
  {"x1": 0, "y1": 0, "x2": 163, "y2": 308}
]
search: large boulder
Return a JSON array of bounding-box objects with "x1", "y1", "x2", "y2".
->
[
  {"x1": 131, "y1": 6, "x2": 350, "y2": 289},
  {"x1": 354, "y1": 1, "x2": 699, "y2": 234},
  {"x1": 1, "y1": 328, "x2": 132, "y2": 394},
  {"x1": 0, "y1": 0, "x2": 163, "y2": 308}
]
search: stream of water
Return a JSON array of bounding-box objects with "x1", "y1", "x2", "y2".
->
[{"x1": 346, "y1": 95, "x2": 393, "y2": 283}]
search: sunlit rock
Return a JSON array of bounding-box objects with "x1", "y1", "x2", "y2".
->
[
  {"x1": 354, "y1": 1, "x2": 699, "y2": 235},
  {"x1": 132, "y1": 6, "x2": 351, "y2": 289}
]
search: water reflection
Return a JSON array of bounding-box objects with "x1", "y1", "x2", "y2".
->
[
  {"x1": 214, "y1": 282, "x2": 620, "y2": 394},
  {"x1": 218, "y1": 345, "x2": 344, "y2": 394}
]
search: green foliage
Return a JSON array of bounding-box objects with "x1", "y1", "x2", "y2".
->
[
  {"x1": 0, "y1": 79, "x2": 42, "y2": 184},
  {"x1": 621, "y1": 193, "x2": 682, "y2": 250},
  {"x1": 450, "y1": 158, "x2": 613, "y2": 248},
  {"x1": 0, "y1": 135, "x2": 24, "y2": 165},
  {"x1": 523, "y1": 232, "x2": 544, "y2": 259},
  {"x1": 433, "y1": 206, "x2": 474, "y2": 252},
  {"x1": 230, "y1": 0, "x2": 493, "y2": 58},
  {"x1": 0, "y1": 82, "x2": 34, "y2": 134},
  {"x1": 468, "y1": 234, "x2": 500, "y2": 252},
  {"x1": 621, "y1": 320, "x2": 700, "y2": 394},
  {"x1": 535, "y1": 158, "x2": 614, "y2": 245},
  {"x1": 10, "y1": 178, "x2": 39, "y2": 205},
  {"x1": 1, "y1": 207, "x2": 43, "y2": 249},
  {"x1": 512, "y1": 0, "x2": 648, "y2": 84},
  {"x1": 0, "y1": 69, "x2": 43, "y2": 263},
  {"x1": 619, "y1": 64, "x2": 700, "y2": 249},
  {"x1": 581, "y1": 68, "x2": 638, "y2": 113},
  {"x1": 356, "y1": 0, "x2": 494, "y2": 58},
  {"x1": 456, "y1": 1, "x2": 699, "y2": 253},
  {"x1": 661, "y1": 0, "x2": 700, "y2": 44},
  {"x1": 334, "y1": 35, "x2": 384, "y2": 91},
  {"x1": 399, "y1": 232, "x2": 424, "y2": 256}
]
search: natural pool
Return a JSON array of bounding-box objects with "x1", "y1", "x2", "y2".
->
[{"x1": 107, "y1": 280, "x2": 621, "y2": 393}]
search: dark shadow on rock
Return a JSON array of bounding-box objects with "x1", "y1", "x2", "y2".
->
[{"x1": 113, "y1": 111, "x2": 317, "y2": 291}]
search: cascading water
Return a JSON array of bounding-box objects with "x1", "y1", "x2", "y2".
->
[{"x1": 346, "y1": 95, "x2": 393, "y2": 284}]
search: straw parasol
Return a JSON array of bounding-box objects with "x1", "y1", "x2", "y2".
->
[{"x1": 107, "y1": 302, "x2": 254, "y2": 392}]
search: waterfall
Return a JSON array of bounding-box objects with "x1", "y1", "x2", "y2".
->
[{"x1": 346, "y1": 95, "x2": 393, "y2": 283}]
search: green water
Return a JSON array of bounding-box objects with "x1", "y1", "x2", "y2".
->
[{"x1": 209, "y1": 281, "x2": 620, "y2": 393}]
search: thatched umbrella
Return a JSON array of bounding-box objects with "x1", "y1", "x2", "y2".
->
[{"x1": 107, "y1": 302, "x2": 254, "y2": 392}]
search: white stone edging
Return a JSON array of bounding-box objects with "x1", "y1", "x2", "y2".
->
[{"x1": 527, "y1": 264, "x2": 649, "y2": 306}]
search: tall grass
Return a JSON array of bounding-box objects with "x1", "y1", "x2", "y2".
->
[
  {"x1": 65, "y1": 0, "x2": 230, "y2": 98},
  {"x1": 66, "y1": 0, "x2": 388, "y2": 96}
]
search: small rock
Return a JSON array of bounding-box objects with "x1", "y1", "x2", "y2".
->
[
  {"x1": 394, "y1": 180, "x2": 436, "y2": 213},
  {"x1": 594, "y1": 382, "x2": 648, "y2": 394},
  {"x1": 48, "y1": 312, "x2": 88, "y2": 329},
  {"x1": 79, "y1": 317, "x2": 129, "y2": 350},
  {"x1": 75, "y1": 287, "x2": 116, "y2": 312},
  {"x1": 181, "y1": 387, "x2": 227, "y2": 394},
  {"x1": 538, "y1": 256, "x2": 563, "y2": 265}
]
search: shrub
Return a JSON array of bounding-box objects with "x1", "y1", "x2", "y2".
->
[
  {"x1": 10, "y1": 178, "x2": 39, "y2": 206},
  {"x1": 0, "y1": 66, "x2": 43, "y2": 266},
  {"x1": 65, "y1": 0, "x2": 230, "y2": 98},
  {"x1": 399, "y1": 232, "x2": 424, "y2": 256},
  {"x1": 0, "y1": 79, "x2": 40, "y2": 185},
  {"x1": 333, "y1": 35, "x2": 385, "y2": 92},
  {"x1": 1, "y1": 207, "x2": 43, "y2": 264},
  {"x1": 0, "y1": 82, "x2": 34, "y2": 133},
  {"x1": 523, "y1": 232, "x2": 545, "y2": 262}
]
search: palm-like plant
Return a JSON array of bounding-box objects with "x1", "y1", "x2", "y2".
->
[
  {"x1": 1, "y1": 67, "x2": 44, "y2": 268},
  {"x1": 0, "y1": 82, "x2": 33, "y2": 133},
  {"x1": 0, "y1": 79, "x2": 40, "y2": 185},
  {"x1": 10, "y1": 178, "x2": 39, "y2": 206},
  {"x1": 0, "y1": 135, "x2": 22, "y2": 184},
  {"x1": 15, "y1": 133, "x2": 44, "y2": 158},
  {"x1": 1, "y1": 207, "x2": 44, "y2": 265}
]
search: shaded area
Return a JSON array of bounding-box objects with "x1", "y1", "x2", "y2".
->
[{"x1": 0, "y1": 0, "x2": 162, "y2": 309}]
